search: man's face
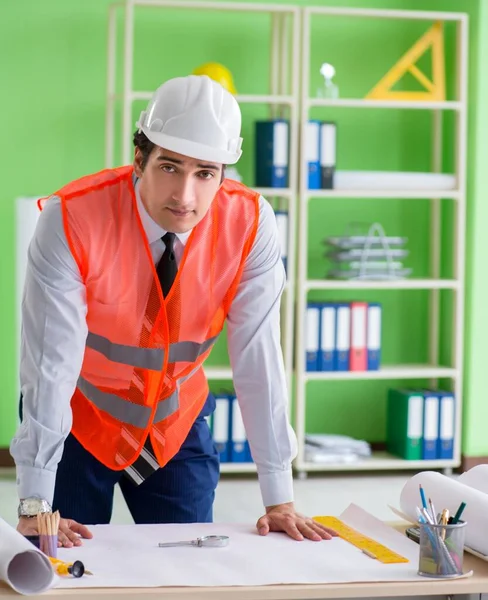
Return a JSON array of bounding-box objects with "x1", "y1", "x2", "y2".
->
[{"x1": 133, "y1": 146, "x2": 223, "y2": 233}]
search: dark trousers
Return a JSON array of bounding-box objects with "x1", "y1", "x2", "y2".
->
[{"x1": 19, "y1": 393, "x2": 219, "y2": 525}]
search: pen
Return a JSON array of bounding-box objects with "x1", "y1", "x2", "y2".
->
[
  {"x1": 428, "y1": 498, "x2": 437, "y2": 523},
  {"x1": 419, "y1": 484, "x2": 428, "y2": 510},
  {"x1": 440, "y1": 509, "x2": 449, "y2": 541},
  {"x1": 452, "y1": 502, "x2": 466, "y2": 524}
]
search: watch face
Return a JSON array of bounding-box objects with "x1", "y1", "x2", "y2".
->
[{"x1": 21, "y1": 497, "x2": 46, "y2": 515}]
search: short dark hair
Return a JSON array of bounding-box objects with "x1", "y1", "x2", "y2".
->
[
  {"x1": 133, "y1": 129, "x2": 226, "y2": 182},
  {"x1": 133, "y1": 129, "x2": 156, "y2": 170}
]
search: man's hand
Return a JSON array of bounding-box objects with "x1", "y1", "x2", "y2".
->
[
  {"x1": 256, "y1": 502, "x2": 338, "y2": 541},
  {"x1": 17, "y1": 516, "x2": 93, "y2": 548}
]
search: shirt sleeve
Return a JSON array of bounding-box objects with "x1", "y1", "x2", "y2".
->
[
  {"x1": 226, "y1": 195, "x2": 298, "y2": 508},
  {"x1": 9, "y1": 197, "x2": 88, "y2": 505}
]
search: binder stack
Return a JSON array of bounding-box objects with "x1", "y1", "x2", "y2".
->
[
  {"x1": 305, "y1": 301, "x2": 381, "y2": 372},
  {"x1": 306, "y1": 120, "x2": 337, "y2": 189},
  {"x1": 208, "y1": 393, "x2": 253, "y2": 464},
  {"x1": 254, "y1": 119, "x2": 289, "y2": 188},
  {"x1": 386, "y1": 388, "x2": 455, "y2": 460}
]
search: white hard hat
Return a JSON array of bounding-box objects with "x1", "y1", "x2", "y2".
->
[{"x1": 136, "y1": 75, "x2": 243, "y2": 165}]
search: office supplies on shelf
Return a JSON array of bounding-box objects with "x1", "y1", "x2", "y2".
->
[
  {"x1": 305, "y1": 302, "x2": 381, "y2": 372},
  {"x1": 306, "y1": 120, "x2": 321, "y2": 189},
  {"x1": 422, "y1": 391, "x2": 440, "y2": 460},
  {"x1": 437, "y1": 390, "x2": 455, "y2": 459},
  {"x1": 324, "y1": 223, "x2": 411, "y2": 281},
  {"x1": 386, "y1": 389, "x2": 423, "y2": 460},
  {"x1": 317, "y1": 62, "x2": 339, "y2": 99},
  {"x1": 320, "y1": 122, "x2": 336, "y2": 189},
  {"x1": 319, "y1": 303, "x2": 336, "y2": 371},
  {"x1": 367, "y1": 303, "x2": 381, "y2": 370},
  {"x1": 305, "y1": 303, "x2": 321, "y2": 371},
  {"x1": 305, "y1": 434, "x2": 371, "y2": 463},
  {"x1": 209, "y1": 393, "x2": 253, "y2": 464},
  {"x1": 255, "y1": 119, "x2": 289, "y2": 188},
  {"x1": 335, "y1": 303, "x2": 351, "y2": 371},
  {"x1": 330, "y1": 170, "x2": 456, "y2": 191},
  {"x1": 230, "y1": 395, "x2": 249, "y2": 463},
  {"x1": 365, "y1": 21, "x2": 445, "y2": 102},
  {"x1": 212, "y1": 395, "x2": 230, "y2": 462},
  {"x1": 350, "y1": 302, "x2": 367, "y2": 371}
]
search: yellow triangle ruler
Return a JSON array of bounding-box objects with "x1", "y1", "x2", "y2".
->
[
  {"x1": 313, "y1": 516, "x2": 409, "y2": 564},
  {"x1": 365, "y1": 21, "x2": 445, "y2": 102}
]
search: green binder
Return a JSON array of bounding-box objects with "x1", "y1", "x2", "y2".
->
[{"x1": 387, "y1": 389, "x2": 424, "y2": 460}]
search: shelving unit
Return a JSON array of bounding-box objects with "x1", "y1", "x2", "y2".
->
[
  {"x1": 294, "y1": 7, "x2": 468, "y2": 476},
  {"x1": 105, "y1": 0, "x2": 300, "y2": 473}
]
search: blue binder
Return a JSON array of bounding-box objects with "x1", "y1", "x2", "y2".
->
[
  {"x1": 305, "y1": 303, "x2": 321, "y2": 371},
  {"x1": 367, "y1": 303, "x2": 382, "y2": 371},
  {"x1": 437, "y1": 391, "x2": 455, "y2": 459},
  {"x1": 255, "y1": 120, "x2": 289, "y2": 188},
  {"x1": 306, "y1": 120, "x2": 321, "y2": 189},
  {"x1": 229, "y1": 395, "x2": 249, "y2": 463},
  {"x1": 213, "y1": 395, "x2": 230, "y2": 462},
  {"x1": 334, "y1": 303, "x2": 351, "y2": 371},
  {"x1": 422, "y1": 391, "x2": 439, "y2": 460},
  {"x1": 319, "y1": 303, "x2": 336, "y2": 371}
]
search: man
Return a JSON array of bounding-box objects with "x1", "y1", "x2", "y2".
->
[{"x1": 11, "y1": 75, "x2": 335, "y2": 547}]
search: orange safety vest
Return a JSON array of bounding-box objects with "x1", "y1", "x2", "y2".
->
[{"x1": 39, "y1": 166, "x2": 259, "y2": 470}]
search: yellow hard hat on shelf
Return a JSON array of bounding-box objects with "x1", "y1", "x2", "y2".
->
[{"x1": 192, "y1": 62, "x2": 237, "y2": 95}]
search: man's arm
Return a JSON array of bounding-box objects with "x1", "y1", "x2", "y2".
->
[
  {"x1": 226, "y1": 197, "x2": 336, "y2": 542},
  {"x1": 10, "y1": 197, "x2": 88, "y2": 506},
  {"x1": 226, "y1": 196, "x2": 297, "y2": 507}
]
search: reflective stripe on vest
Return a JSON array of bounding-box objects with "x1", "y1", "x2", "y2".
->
[
  {"x1": 77, "y1": 363, "x2": 202, "y2": 428},
  {"x1": 86, "y1": 332, "x2": 218, "y2": 371}
]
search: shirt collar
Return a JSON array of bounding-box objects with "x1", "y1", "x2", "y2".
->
[{"x1": 134, "y1": 179, "x2": 192, "y2": 246}]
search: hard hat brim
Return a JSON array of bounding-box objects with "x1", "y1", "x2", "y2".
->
[{"x1": 141, "y1": 127, "x2": 242, "y2": 165}]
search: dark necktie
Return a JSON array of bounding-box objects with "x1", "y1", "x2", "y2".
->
[
  {"x1": 124, "y1": 233, "x2": 178, "y2": 485},
  {"x1": 157, "y1": 232, "x2": 178, "y2": 298}
]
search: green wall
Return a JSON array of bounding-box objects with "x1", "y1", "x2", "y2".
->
[{"x1": 1, "y1": 0, "x2": 485, "y2": 458}]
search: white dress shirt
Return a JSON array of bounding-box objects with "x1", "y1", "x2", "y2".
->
[{"x1": 10, "y1": 180, "x2": 297, "y2": 509}]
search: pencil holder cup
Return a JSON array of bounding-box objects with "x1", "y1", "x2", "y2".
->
[
  {"x1": 418, "y1": 521, "x2": 466, "y2": 578},
  {"x1": 39, "y1": 534, "x2": 58, "y2": 559}
]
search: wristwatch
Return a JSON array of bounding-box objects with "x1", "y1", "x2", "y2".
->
[{"x1": 18, "y1": 496, "x2": 52, "y2": 519}]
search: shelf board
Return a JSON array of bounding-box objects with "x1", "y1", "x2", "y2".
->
[
  {"x1": 254, "y1": 187, "x2": 293, "y2": 198},
  {"x1": 305, "y1": 278, "x2": 459, "y2": 290},
  {"x1": 220, "y1": 462, "x2": 256, "y2": 474},
  {"x1": 204, "y1": 367, "x2": 233, "y2": 380},
  {"x1": 307, "y1": 98, "x2": 462, "y2": 111},
  {"x1": 129, "y1": 92, "x2": 294, "y2": 105},
  {"x1": 304, "y1": 364, "x2": 458, "y2": 381},
  {"x1": 297, "y1": 452, "x2": 459, "y2": 473},
  {"x1": 305, "y1": 189, "x2": 460, "y2": 200}
]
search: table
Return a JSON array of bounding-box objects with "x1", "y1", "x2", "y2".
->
[{"x1": 1, "y1": 526, "x2": 488, "y2": 599}]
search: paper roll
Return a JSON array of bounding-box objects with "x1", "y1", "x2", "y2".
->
[
  {"x1": 0, "y1": 517, "x2": 57, "y2": 595},
  {"x1": 458, "y1": 465, "x2": 488, "y2": 495},
  {"x1": 334, "y1": 171, "x2": 457, "y2": 191},
  {"x1": 400, "y1": 471, "x2": 488, "y2": 556}
]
